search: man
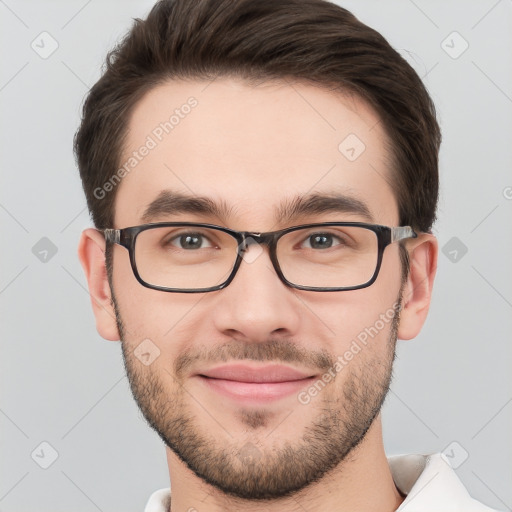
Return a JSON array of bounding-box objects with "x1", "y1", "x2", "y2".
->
[{"x1": 75, "y1": 0, "x2": 500, "y2": 510}]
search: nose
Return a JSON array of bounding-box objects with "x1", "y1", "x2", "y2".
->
[{"x1": 211, "y1": 243, "x2": 301, "y2": 342}]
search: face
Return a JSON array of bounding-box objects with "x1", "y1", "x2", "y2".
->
[{"x1": 106, "y1": 78, "x2": 407, "y2": 499}]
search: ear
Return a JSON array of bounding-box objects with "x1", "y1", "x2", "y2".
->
[
  {"x1": 398, "y1": 233, "x2": 438, "y2": 340},
  {"x1": 78, "y1": 228, "x2": 120, "y2": 341}
]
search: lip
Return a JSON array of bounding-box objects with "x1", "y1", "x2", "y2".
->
[
  {"x1": 200, "y1": 363, "x2": 313, "y2": 382},
  {"x1": 196, "y1": 364, "x2": 317, "y2": 403}
]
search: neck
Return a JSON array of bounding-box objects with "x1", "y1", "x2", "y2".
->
[{"x1": 165, "y1": 416, "x2": 404, "y2": 512}]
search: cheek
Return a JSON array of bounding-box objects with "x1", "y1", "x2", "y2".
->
[
  {"x1": 111, "y1": 244, "x2": 191, "y2": 336},
  {"x1": 111, "y1": 264, "x2": 211, "y2": 371},
  {"x1": 299, "y1": 277, "x2": 401, "y2": 354},
  {"x1": 331, "y1": 307, "x2": 397, "y2": 367},
  {"x1": 115, "y1": 291, "x2": 204, "y2": 348}
]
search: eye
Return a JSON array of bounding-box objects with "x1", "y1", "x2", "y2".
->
[
  {"x1": 167, "y1": 232, "x2": 214, "y2": 250},
  {"x1": 301, "y1": 233, "x2": 343, "y2": 250}
]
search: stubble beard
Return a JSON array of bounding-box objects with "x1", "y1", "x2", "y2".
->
[{"x1": 113, "y1": 292, "x2": 400, "y2": 501}]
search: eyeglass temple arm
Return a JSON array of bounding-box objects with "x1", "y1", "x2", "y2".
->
[
  {"x1": 390, "y1": 226, "x2": 417, "y2": 243},
  {"x1": 103, "y1": 229, "x2": 120, "y2": 244}
]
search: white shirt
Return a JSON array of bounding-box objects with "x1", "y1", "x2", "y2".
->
[{"x1": 144, "y1": 453, "x2": 501, "y2": 512}]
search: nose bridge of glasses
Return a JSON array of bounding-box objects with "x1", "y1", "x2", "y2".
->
[{"x1": 238, "y1": 232, "x2": 276, "y2": 253}]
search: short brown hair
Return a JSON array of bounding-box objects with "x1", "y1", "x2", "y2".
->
[{"x1": 74, "y1": 0, "x2": 441, "y2": 236}]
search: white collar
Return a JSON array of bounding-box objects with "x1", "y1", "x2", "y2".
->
[
  {"x1": 144, "y1": 453, "x2": 500, "y2": 512},
  {"x1": 389, "y1": 453, "x2": 499, "y2": 511}
]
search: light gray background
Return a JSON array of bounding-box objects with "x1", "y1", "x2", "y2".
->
[{"x1": 1, "y1": 1, "x2": 511, "y2": 511}]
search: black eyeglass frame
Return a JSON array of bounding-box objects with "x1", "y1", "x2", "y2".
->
[{"x1": 103, "y1": 222, "x2": 417, "y2": 293}]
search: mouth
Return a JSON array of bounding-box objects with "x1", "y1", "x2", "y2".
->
[{"x1": 195, "y1": 363, "x2": 317, "y2": 403}]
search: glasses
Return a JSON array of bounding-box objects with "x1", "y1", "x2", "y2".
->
[{"x1": 103, "y1": 222, "x2": 417, "y2": 293}]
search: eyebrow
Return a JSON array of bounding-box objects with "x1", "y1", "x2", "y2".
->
[
  {"x1": 141, "y1": 190, "x2": 234, "y2": 223},
  {"x1": 276, "y1": 192, "x2": 373, "y2": 224},
  {"x1": 140, "y1": 189, "x2": 373, "y2": 225}
]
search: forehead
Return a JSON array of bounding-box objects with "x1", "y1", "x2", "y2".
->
[{"x1": 114, "y1": 78, "x2": 398, "y2": 229}]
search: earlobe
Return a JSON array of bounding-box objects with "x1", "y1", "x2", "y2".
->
[
  {"x1": 397, "y1": 233, "x2": 438, "y2": 340},
  {"x1": 78, "y1": 228, "x2": 120, "y2": 341}
]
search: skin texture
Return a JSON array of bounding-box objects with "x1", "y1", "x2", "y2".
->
[{"x1": 79, "y1": 78, "x2": 438, "y2": 512}]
